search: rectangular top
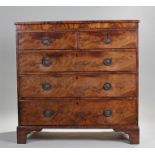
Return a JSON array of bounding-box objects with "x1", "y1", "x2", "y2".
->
[
  {"x1": 15, "y1": 20, "x2": 139, "y2": 31},
  {"x1": 15, "y1": 20, "x2": 139, "y2": 25}
]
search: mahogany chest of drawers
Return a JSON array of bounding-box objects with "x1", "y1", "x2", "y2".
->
[{"x1": 15, "y1": 20, "x2": 139, "y2": 144}]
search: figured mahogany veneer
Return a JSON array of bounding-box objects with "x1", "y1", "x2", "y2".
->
[
  {"x1": 18, "y1": 32, "x2": 76, "y2": 50},
  {"x1": 18, "y1": 49, "x2": 137, "y2": 73},
  {"x1": 79, "y1": 30, "x2": 137, "y2": 49},
  {"x1": 16, "y1": 20, "x2": 139, "y2": 144},
  {"x1": 19, "y1": 98, "x2": 137, "y2": 126},
  {"x1": 15, "y1": 20, "x2": 138, "y2": 31},
  {"x1": 19, "y1": 74, "x2": 136, "y2": 98}
]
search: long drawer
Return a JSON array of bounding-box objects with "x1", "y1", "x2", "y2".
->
[
  {"x1": 79, "y1": 30, "x2": 137, "y2": 49},
  {"x1": 18, "y1": 50, "x2": 137, "y2": 73},
  {"x1": 19, "y1": 74, "x2": 136, "y2": 97},
  {"x1": 19, "y1": 98, "x2": 137, "y2": 126}
]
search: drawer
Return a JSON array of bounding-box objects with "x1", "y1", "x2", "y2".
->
[
  {"x1": 79, "y1": 30, "x2": 137, "y2": 49},
  {"x1": 18, "y1": 50, "x2": 137, "y2": 73},
  {"x1": 19, "y1": 74, "x2": 136, "y2": 97},
  {"x1": 19, "y1": 98, "x2": 137, "y2": 126},
  {"x1": 17, "y1": 32, "x2": 76, "y2": 50}
]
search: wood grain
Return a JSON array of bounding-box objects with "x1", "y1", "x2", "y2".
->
[
  {"x1": 19, "y1": 74, "x2": 136, "y2": 97},
  {"x1": 18, "y1": 32, "x2": 76, "y2": 50},
  {"x1": 15, "y1": 20, "x2": 139, "y2": 31},
  {"x1": 114, "y1": 126, "x2": 139, "y2": 144},
  {"x1": 79, "y1": 30, "x2": 137, "y2": 49},
  {"x1": 16, "y1": 20, "x2": 139, "y2": 144},
  {"x1": 17, "y1": 126, "x2": 42, "y2": 144},
  {"x1": 18, "y1": 50, "x2": 137, "y2": 73},
  {"x1": 19, "y1": 98, "x2": 137, "y2": 126}
]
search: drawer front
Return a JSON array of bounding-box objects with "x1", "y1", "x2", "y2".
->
[
  {"x1": 19, "y1": 98, "x2": 137, "y2": 126},
  {"x1": 18, "y1": 50, "x2": 136, "y2": 73},
  {"x1": 79, "y1": 30, "x2": 137, "y2": 49},
  {"x1": 19, "y1": 74, "x2": 136, "y2": 97},
  {"x1": 17, "y1": 32, "x2": 76, "y2": 50}
]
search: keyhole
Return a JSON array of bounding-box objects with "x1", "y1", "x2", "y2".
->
[{"x1": 76, "y1": 76, "x2": 78, "y2": 80}]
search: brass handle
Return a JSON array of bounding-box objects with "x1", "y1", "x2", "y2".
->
[
  {"x1": 43, "y1": 110, "x2": 54, "y2": 117},
  {"x1": 103, "y1": 109, "x2": 112, "y2": 117},
  {"x1": 103, "y1": 83, "x2": 112, "y2": 90},
  {"x1": 42, "y1": 57, "x2": 52, "y2": 67},
  {"x1": 103, "y1": 58, "x2": 112, "y2": 65},
  {"x1": 104, "y1": 36, "x2": 111, "y2": 44},
  {"x1": 42, "y1": 83, "x2": 52, "y2": 90},
  {"x1": 42, "y1": 38, "x2": 50, "y2": 46}
]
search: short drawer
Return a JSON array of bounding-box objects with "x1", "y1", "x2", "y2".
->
[
  {"x1": 79, "y1": 30, "x2": 137, "y2": 49},
  {"x1": 18, "y1": 50, "x2": 137, "y2": 73},
  {"x1": 19, "y1": 74, "x2": 136, "y2": 97},
  {"x1": 17, "y1": 32, "x2": 76, "y2": 50},
  {"x1": 19, "y1": 98, "x2": 137, "y2": 126}
]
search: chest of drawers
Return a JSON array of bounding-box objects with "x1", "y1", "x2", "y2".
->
[{"x1": 16, "y1": 20, "x2": 139, "y2": 144}]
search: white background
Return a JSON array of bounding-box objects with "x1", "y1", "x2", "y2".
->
[{"x1": 0, "y1": 6, "x2": 154, "y2": 148}]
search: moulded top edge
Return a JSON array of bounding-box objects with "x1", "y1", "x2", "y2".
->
[{"x1": 15, "y1": 20, "x2": 140, "y2": 25}]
